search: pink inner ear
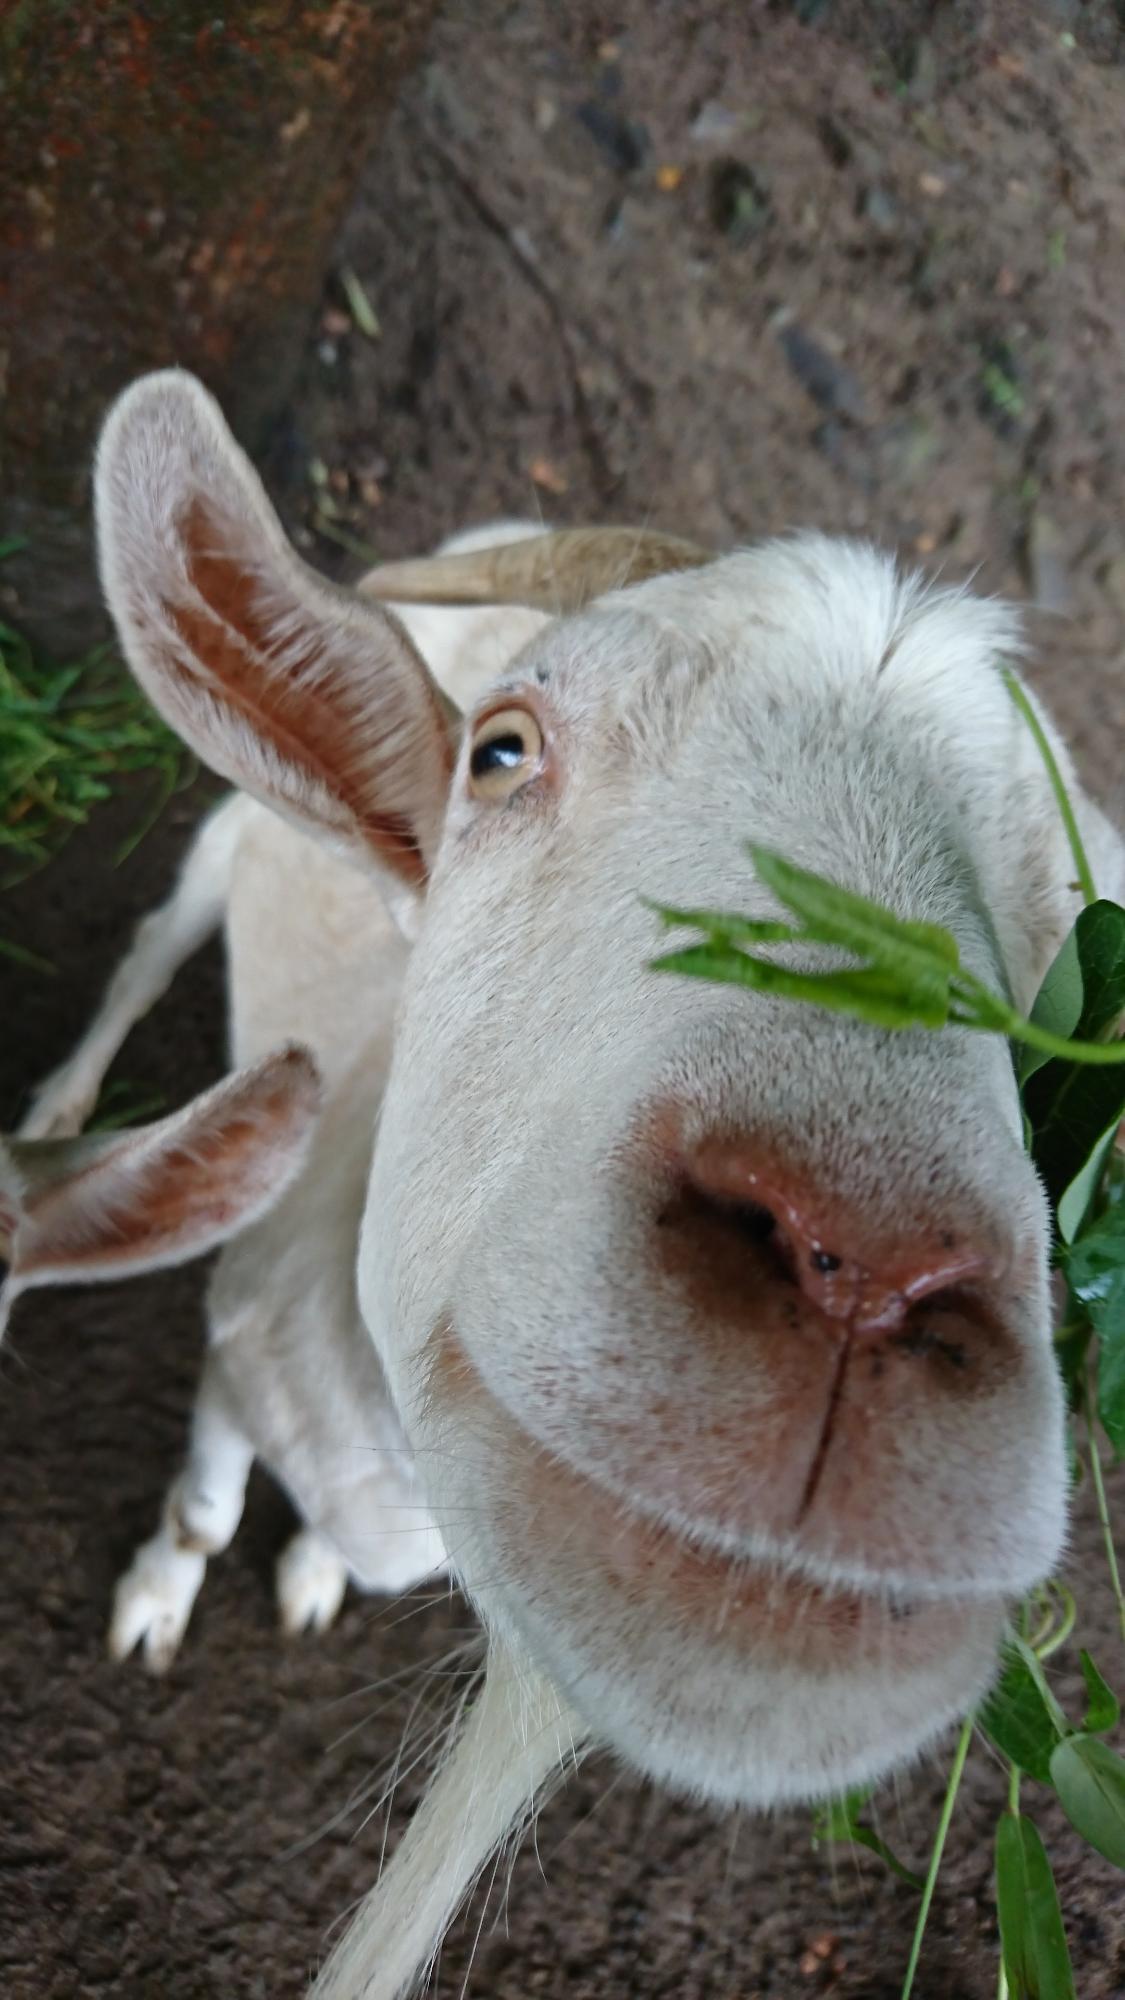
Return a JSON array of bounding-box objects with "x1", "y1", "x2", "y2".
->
[
  {"x1": 18, "y1": 1076, "x2": 302, "y2": 1280},
  {"x1": 163, "y1": 499, "x2": 452, "y2": 886}
]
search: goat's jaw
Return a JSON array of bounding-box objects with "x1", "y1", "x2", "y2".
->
[{"x1": 420, "y1": 1326, "x2": 1028, "y2": 1811}]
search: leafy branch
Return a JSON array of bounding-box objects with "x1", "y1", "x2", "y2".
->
[{"x1": 649, "y1": 846, "x2": 1125, "y2": 1066}]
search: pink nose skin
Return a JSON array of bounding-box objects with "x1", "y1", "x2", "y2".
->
[{"x1": 686, "y1": 1139, "x2": 993, "y2": 1344}]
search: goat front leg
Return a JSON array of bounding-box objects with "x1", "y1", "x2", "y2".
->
[
  {"x1": 110, "y1": 1367, "x2": 253, "y2": 1672},
  {"x1": 19, "y1": 795, "x2": 247, "y2": 1139}
]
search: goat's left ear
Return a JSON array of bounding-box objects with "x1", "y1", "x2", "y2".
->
[
  {"x1": 95, "y1": 370, "x2": 455, "y2": 890},
  {"x1": 0, "y1": 1045, "x2": 321, "y2": 1337}
]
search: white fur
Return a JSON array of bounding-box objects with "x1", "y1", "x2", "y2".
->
[
  {"x1": 310, "y1": 1643, "x2": 580, "y2": 2000},
  {"x1": 39, "y1": 369, "x2": 1124, "y2": 1996}
]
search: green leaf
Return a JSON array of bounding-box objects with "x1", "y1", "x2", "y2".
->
[
  {"x1": 1057, "y1": 1123, "x2": 1120, "y2": 1246},
  {"x1": 979, "y1": 1642, "x2": 1067, "y2": 1784},
  {"x1": 1038, "y1": 901, "x2": 1125, "y2": 1046},
  {"x1": 1079, "y1": 1651, "x2": 1120, "y2": 1734},
  {"x1": 810, "y1": 1787, "x2": 924, "y2": 1891},
  {"x1": 1064, "y1": 1205, "x2": 1125, "y2": 1455},
  {"x1": 649, "y1": 943, "x2": 951, "y2": 1029},
  {"x1": 1053, "y1": 1320, "x2": 1093, "y2": 1417},
  {"x1": 0, "y1": 935, "x2": 55, "y2": 973},
  {"x1": 748, "y1": 843, "x2": 961, "y2": 969},
  {"x1": 813, "y1": 1785, "x2": 875, "y2": 1841},
  {"x1": 1050, "y1": 1735, "x2": 1125, "y2": 1869},
  {"x1": 643, "y1": 897, "x2": 796, "y2": 948},
  {"x1": 1020, "y1": 926, "x2": 1084, "y2": 1086},
  {"x1": 995, "y1": 1812, "x2": 1077, "y2": 2000},
  {"x1": 1066, "y1": 1204, "x2": 1125, "y2": 1312},
  {"x1": 1022, "y1": 901, "x2": 1125, "y2": 1213}
]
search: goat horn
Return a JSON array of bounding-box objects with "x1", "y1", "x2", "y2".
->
[{"x1": 358, "y1": 528, "x2": 712, "y2": 613}]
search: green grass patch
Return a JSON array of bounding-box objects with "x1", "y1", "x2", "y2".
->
[{"x1": 0, "y1": 543, "x2": 192, "y2": 937}]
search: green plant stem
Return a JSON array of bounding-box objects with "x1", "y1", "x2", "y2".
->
[
  {"x1": 1003, "y1": 670, "x2": 1097, "y2": 907},
  {"x1": 952, "y1": 970, "x2": 1125, "y2": 1063},
  {"x1": 1032, "y1": 1582, "x2": 1077, "y2": 1660},
  {"x1": 900, "y1": 1712, "x2": 975, "y2": 2000},
  {"x1": 1083, "y1": 1367, "x2": 1125, "y2": 1649}
]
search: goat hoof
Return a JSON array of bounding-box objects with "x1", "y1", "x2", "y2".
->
[
  {"x1": 276, "y1": 1528, "x2": 348, "y2": 1635},
  {"x1": 108, "y1": 1537, "x2": 206, "y2": 1672}
]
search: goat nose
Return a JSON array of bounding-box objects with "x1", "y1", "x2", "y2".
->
[{"x1": 686, "y1": 1139, "x2": 992, "y2": 1343}]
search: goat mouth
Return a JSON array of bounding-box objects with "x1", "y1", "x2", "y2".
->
[
  {"x1": 425, "y1": 1314, "x2": 996, "y2": 1677},
  {"x1": 522, "y1": 1458, "x2": 989, "y2": 1674}
]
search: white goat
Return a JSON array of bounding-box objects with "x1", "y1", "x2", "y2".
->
[{"x1": 29, "y1": 368, "x2": 1125, "y2": 2000}]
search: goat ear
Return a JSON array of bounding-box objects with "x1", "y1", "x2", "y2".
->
[
  {"x1": 95, "y1": 371, "x2": 454, "y2": 888},
  {"x1": 0, "y1": 1046, "x2": 321, "y2": 1336}
]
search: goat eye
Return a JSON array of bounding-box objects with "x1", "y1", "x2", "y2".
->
[{"x1": 467, "y1": 707, "x2": 544, "y2": 802}]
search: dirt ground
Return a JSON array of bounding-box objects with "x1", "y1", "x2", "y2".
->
[{"x1": 4, "y1": 3, "x2": 1125, "y2": 1996}]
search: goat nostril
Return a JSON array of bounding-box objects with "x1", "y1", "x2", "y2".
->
[
  {"x1": 724, "y1": 1199, "x2": 777, "y2": 1248},
  {"x1": 656, "y1": 1184, "x2": 793, "y2": 1291},
  {"x1": 666, "y1": 1135, "x2": 999, "y2": 1348},
  {"x1": 891, "y1": 1321, "x2": 969, "y2": 1368},
  {"x1": 919, "y1": 1286, "x2": 970, "y2": 1318},
  {"x1": 658, "y1": 1186, "x2": 777, "y2": 1246}
]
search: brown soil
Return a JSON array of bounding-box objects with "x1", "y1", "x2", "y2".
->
[{"x1": 3, "y1": 4, "x2": 1125, "y2": 1997}]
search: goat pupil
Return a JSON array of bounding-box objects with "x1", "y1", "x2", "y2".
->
[{"x1": 472, "y1": 735, "x2": 524, "y2": 777}]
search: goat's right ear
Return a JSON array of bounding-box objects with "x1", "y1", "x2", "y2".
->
[
  {"x1": 95, "y1": 371, "x2": 455, "y2": 889},
  {"x1": 0, "y1": 1045, "x2": 321, "y2": 1339}
]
